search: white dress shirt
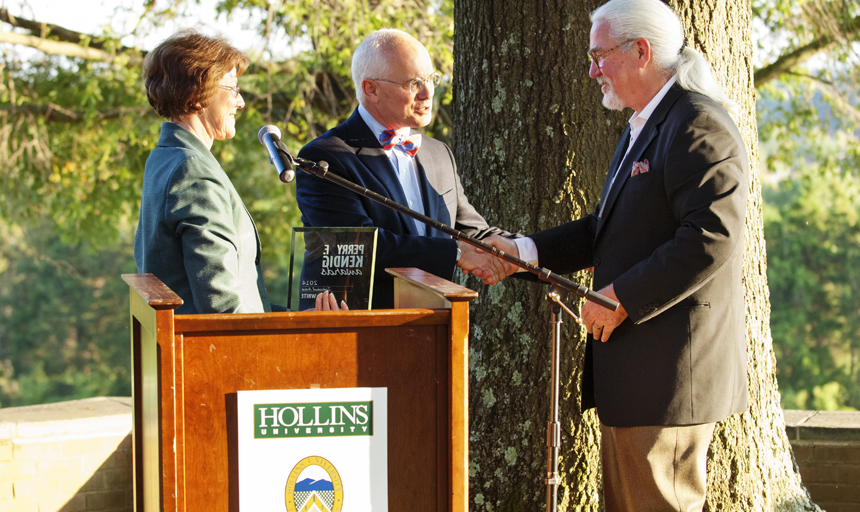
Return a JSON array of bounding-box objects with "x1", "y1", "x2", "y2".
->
[{"x1": 358, "y1": 105, "x2": 427, "y2": 235}]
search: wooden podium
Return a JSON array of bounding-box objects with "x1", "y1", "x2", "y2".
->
[{"x1": 123, "y1": 268, "x2": 477, "y2": 512}]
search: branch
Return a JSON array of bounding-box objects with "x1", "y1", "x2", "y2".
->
[
  {"x1": 783, "y1": 71, "x2": 834, "y2": 86},
  {"x1": 0, "y1": 9, "x2": 298, "y2": 74},
  {"x1": 825, "y1": 87, "x2": 860, "y2": 125},
  {"x1": 0, "y1": 105, "x2": 154, "y2": 123},
  {"x1": 0, "y1": 31, "x2": 143, "y2": 66},
  {"x1": 754, "y1": 37, "x2": 834, "y2": 88},
  {"x1": 754, "y1": 15, "x2": 860, "y2": 88},
  {"x1": 0, "y1": 86, "x2": 339, "y2": 124},
  {"x1": 0, "y1": 8, "x2": 136, "y2": 52},
  {"x1": 247, "y1": 60, "x2": 299, "y2": 76}
]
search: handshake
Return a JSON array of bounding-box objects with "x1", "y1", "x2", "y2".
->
[
  {"x1": 455, "y1": 234, "x2": 627, "y2": 342},
  {"x1": 456, "y1": 235, "x2": 520, "y2": 286}
]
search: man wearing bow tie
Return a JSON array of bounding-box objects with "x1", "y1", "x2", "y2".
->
[
  {"x1": 297, "y1": 29, "x2": 513, "y2": 309},
  {"x1": 482, "y1": 0, "x2": 750, "y2": 509}
]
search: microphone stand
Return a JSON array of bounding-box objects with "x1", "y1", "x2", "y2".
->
[
  {"x1": 544, "y1": 285, "x2": 585, "y2": 512},
  {"x1": 280, "y1": 149, "x2": 613, "y2": 512},
  {"x1": 283, "y1": 153, "x2": 619, "y2": 311}
]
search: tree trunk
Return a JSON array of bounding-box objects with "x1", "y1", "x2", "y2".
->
[{"x1": 453, "y1": 0, "x2": 819, "y2": 510}]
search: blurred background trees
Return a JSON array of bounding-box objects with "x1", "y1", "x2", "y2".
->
[
  {"x1": 755, "y1": 0, "x2": 860, "y2": 410},
  {"x1": 0, "y1": 0, "x2": 454, "y2": 406},
  {"x1": 0, "y1": 0, "x2": 858, "y2": 414}
]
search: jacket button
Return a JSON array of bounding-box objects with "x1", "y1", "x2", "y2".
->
[{"x1": 594, "y1": 258, "x2": 602, "y2": 266}]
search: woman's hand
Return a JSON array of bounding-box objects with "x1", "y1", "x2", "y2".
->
[{"x1": 315, "y1": 290, "x2": 349, "y2": 311}]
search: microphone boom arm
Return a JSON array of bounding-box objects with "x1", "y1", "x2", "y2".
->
[{"x1": 289, "y1": 155, "x2": 619, "y2": 311}]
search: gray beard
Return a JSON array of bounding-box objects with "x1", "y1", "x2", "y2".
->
[{"x1": 601, "y1": 87, "x2": 626, "y2": 111}]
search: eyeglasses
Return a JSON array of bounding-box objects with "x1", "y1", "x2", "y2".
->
[
  {"x1": 587, "y1": 39, "x2": 636, "y2": 70},
  {"x1": 219, "y1": 85, "x2": 241, "y2": 98},
  {"x1": 372, "y1": 72, "x2": 442, "y2": 94}
]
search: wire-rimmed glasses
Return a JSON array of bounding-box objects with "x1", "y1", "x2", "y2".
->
[
  {"x1": 372, "y1": 72, "x2": 442, "y2": 94},
  {"x1": 587, "y1": 39, "x2": 636, "y2": 70},
  {"x1": 219, "y1": 85, "x2": 241, "y2": 98}
]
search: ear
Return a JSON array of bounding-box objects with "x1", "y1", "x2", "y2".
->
[
  {"x1": 635, "y1": 38, "x2": 652, "y2": 69},
  {"x1": 361, "y1": 79, "x2": 379, "y2": 103}
]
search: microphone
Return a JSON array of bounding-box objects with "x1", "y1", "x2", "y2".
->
[
  {"x1": 257, "y1": 125, "x2": 295, "y2": 183},
  {"x1": 273, "y1": 145, "x2": 618, "y2": 311}
]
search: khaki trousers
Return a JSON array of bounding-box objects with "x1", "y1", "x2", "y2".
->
[{"x1": 600, "y1": 422, "x2": 716, "y2": 512}]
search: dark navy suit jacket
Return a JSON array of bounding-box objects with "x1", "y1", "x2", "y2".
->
[
  {"x1": 530, "y1": 85, "x2": 750, "y2": 427},
  {"x1": 297, "y1": 109, "x2": 512, "y2": 309}
]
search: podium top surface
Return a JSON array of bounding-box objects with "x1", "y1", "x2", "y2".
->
[
  {"x1": 385, "y1": 268, "x2": 478, "y2": 301},
  {"x1": 121, "y1": 268, "x2": 476, "y2": 315},
  {"x1": 122, "y1": 273, "x2": 183, "y2": 309}
]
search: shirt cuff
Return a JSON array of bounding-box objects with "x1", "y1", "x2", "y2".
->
[{"x1": 513, "y1": 237, "x2": 538, "y2": 271}]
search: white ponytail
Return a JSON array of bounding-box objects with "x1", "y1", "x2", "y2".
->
[{"x1": 591, "y1": 0, "x2": 738, "y2": 117}]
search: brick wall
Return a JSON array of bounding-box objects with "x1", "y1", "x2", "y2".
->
[
  {"x1": 0, "y1": 400, "x2": 857, "y2": 511},
  {"x1": 784, "y1": 410, "x2": 860, "y2": 512},
  {"x1": 0, "y1": 397, "x2": 132, "y2": 512}
]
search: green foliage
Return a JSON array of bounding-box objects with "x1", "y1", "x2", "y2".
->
[
  {"x1": 755, "y1": 0, "x2": 860, "y2": 179},
  {"x1": 0, "y1": 0, "x2": 454, "y2": 407},
  {"x1": 0, "y1": 220, "x2": 136, "y2": 406},
  {"x1": 0, "y1": 0, "x2": 455, "y2": 245},
  {"x1": 763, "y1": 165, "x2": 860, "y2": 411},
  {"x1": 240, "y1": 0, "x2": 455, "y2": 142},
  {"x1": 754, "y1": 0, "x2": 860, "y2": 411},
  {"x1": 2, "y1": 0, "x2": 858, "y2": 414},
  {"x1": 0, "y1": 55, "x2": 154, "y2": 246},
  {"x1": 757, "y1": 77, "x2": 860, "y2": 180}
]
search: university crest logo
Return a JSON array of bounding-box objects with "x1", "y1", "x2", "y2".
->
[{"x1": 285, "y1": 456, "x2": 344, "y2": 512}]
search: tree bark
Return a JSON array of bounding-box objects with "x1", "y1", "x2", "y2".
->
[{"x1": 453, "y1": 0, "x2": 819, "y2": 510}]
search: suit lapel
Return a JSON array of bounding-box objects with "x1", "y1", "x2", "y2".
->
[
  {"x1": 598, "y1": 125, "x2": 631, "y2": 212},
  {"x1": 242, "y1": 203, "x2": 263, "y2": 261},
  {"x1": 596, "y1": 125, "x2": 657, "y2": 234},
  {"x1": 595, "y1": 84, "x2": 685, "y2": 237},
  {"x1": 414, "y1": 150, "x2": 445, "y2": 238},
  {"x1": 343, "y1": 110, "x2": 419, "y2": 235}
]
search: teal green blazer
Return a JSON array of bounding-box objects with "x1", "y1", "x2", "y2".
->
[{"x1": 135, "y1": 122, "x2": 274, "y2": 314}]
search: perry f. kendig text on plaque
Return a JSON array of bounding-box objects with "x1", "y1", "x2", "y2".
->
[{"x1": 289, "y1": 227, "x2": 378, "y2": 311}]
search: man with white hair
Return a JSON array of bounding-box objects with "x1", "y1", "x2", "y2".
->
[
  {"x1": 482, "y1": 0, "x2": 750, "y2": 509},
  {"x1": 296, "y1": 29, "x2": 513, "y2": 309}
]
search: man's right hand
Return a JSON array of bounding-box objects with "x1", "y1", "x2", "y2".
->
[
  {"x1": 457, "y1": 239, "x2": 505, "y2": 285},
  {"x1": 458, "y1": 235, "x2": 521, "y2": 285}
]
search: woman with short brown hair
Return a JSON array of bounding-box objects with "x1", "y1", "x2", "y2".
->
[{"x1": 134, "y1": 30, "x2": 343, "y2": 313}]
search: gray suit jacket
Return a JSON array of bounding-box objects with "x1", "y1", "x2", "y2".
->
[
  {"x1": 531, "y1": 85, "x2": 750, "y2": 427},
  {"x1": 135, "y1": 122, "x2": 274, "y2": 314}
]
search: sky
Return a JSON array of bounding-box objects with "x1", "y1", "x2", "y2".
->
[
  {"x1": 8, "y1": 0, "x2": 264, "y2": 53},
  {"x1": 7, "y1": 0, "x2": 790, "y2": 69}
]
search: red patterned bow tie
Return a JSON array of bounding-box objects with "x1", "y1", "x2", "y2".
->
[{"x1": 379, "y1": 128, "x2": 421, "y2": 157}]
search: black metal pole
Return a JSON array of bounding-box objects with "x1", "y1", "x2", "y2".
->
[
  {"x1": 289, "y1": 156, "x2": 618, "y2": 311},
  {"x1": 279, "y1": 140, "x2": 594, "y2": 512}
]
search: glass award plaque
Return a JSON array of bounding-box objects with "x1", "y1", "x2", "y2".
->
[{"x1": 288, "y1": 227, "x2": 379, "y2": 311}]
